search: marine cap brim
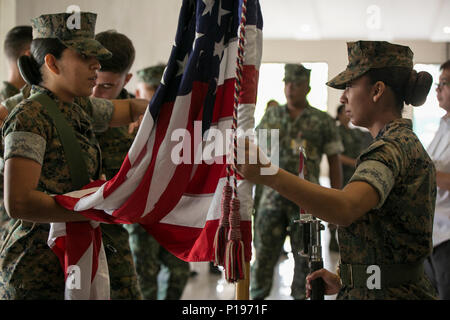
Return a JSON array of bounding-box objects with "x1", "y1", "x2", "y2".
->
[
  {"x1": 326, "y1": 66, "x2": 371, "y2": 89},
  {"x1": 62, "y1": 38, "x2": 112, "y2": 60}
]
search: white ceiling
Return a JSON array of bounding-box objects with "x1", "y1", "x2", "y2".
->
[{"x1": 261, "y1": 0, "x2": 450, "y2": 42}]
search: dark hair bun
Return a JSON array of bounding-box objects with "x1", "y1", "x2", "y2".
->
[
  {"x1": 17, "y1": 55, "x2": 42, "y2": 85},
  {"x1": 404, "y1": 70, "x2": 432, "y2": 107}
]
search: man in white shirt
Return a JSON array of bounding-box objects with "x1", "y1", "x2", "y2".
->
[{"x1": 425, "y1": 59, "x2": 450, "y2": 300}]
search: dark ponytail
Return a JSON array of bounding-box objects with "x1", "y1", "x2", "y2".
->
[
  {"x1": 403, "y1": 70, "x2": 433, "y2": 107},
  {"x1": 366, "y1": 67, "x2": 432, "y2": 113},
  {"x1": 18, "y1": 38, "x2": 67, "y2": 85},
  {"x1": 18, "y1": 55, "x2": 42, "y2": 85}
]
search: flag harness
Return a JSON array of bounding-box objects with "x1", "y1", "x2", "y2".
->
[{"x1": 213, "y1": 0, "x2": 248, "y2": 283}]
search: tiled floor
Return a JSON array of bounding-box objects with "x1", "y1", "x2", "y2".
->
[{"x1": 180, "y1": 222, "x2": 340, "y2": 300}]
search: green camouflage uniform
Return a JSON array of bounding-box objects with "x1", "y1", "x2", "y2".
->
[
  {"x1": 1, "y1": 85, "x2": 143, "y2": 300},
  {"x1": 337, "y1": 119, "x2": 437, "y2": 299},
  {"x1": 0, "y1": 12, "x2": 140, "y2": 300},
  {"x1": 0, "y1": 86, "x2": 33, "y2": 243},
  {"x1": 125, "y1": 223, "x2": 190, "y2": 299},
  {"x1": 0, "y1": 85, "x2": 113, "y2": 299},
  {"x1": 95, "y1": 89, "x2": 136, "y2": 180},
  {"x1": 327, "y1": 41, "x2": 437, "y2": 299},
  {"x1": 0, "y1": 81, "x2": 20, "y2": 103},
  {"x1": 252, "y1": 64, "x2": 344, "y2": 300},
  {"x1": 94, "y1": 88, "x2": 143, "y2": 300},
  {"x1": 124, "y1": 65, "x2": 189, "y2": 300},
  {"x1": 338, "y1": 124, "x2": 372, "y2": 185}
]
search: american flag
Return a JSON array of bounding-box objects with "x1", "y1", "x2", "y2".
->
[{"x1": 49, "y1": 0, "x2": 262, "y2": 299}]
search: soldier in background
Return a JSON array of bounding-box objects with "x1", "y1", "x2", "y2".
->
[
  {"x1": 91, "y1": 30, "x2": 143, "y2": 300},
  {"x1": 266, "y1": 99, "x2": 279, "y2": 109},
  {"x1": 125, "y1": 65, "x2": 191, "y2": 299},
  {"x1": 135, "y1": 64, "x2": 165, "y2": 100},
  {"x1": 251, "y1": 64, "x2": 343, "y2": 300},
  {"x1": 1, "y1": 26, "x2": 32, "y2": 101}
]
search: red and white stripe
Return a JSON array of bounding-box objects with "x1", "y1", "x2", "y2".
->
[{"x1": 49, "y1": 10, "x2": 262, "y2": 300}]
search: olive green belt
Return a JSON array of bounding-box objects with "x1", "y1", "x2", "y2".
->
[{"x1": 339, "y1": 261, "x2": 424, "y2": 289}]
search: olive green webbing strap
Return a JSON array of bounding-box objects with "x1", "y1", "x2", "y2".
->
[
  {"x1": 29, "y1": 93, "x2": 90, "y2": 189},
  {"x1": 339, "y1": 260, "x2": 425, "y2": 288}
]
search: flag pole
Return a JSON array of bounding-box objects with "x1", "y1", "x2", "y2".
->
[
  {"x1": 236, "y1": 261, "x2": 250, "y2": 299},
  {"x1": 234, "y1": 0, "x2": 251, "y2": 301}
]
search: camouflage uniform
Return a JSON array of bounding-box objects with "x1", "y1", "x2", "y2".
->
[
  {"x1": 1, "y1": 86, "x2": 143, "y2": 300},
  {"x1": 0, "y1": 85, "x2": 114, "y2": 299},
  {"x1": 124, "y1": 65, "x2": 189, "y2": 300},
  {"x1": 327, "y1": 41, "x2": 437, "y2": 299},
  {"x1": 338, "y1": 124, "x2": 372, "y2": 185},
  {"x1": 252, "y1": 64, "x2": 343, "y2": 300},
  {"x1": 0, "y1": 81, "x2": 20, "y2": 103},
  {"x1": 0, "y1": 12, "x2": 140, "y2": 300},
  {"x1": 0, "y1": 85, "x2": 33, "y2": 244},
  {"x1": 95, "y1": 89, "x2": 136, "y2": 180},
  {"x1": 0, "y1": 11, "x2": 112, "y2": 254},
  {"x1": 337, "y1": 119, "x2": 437, "y2": 299},
  {"x1": 94, "y1": 88, "x2": 143, "y2": 300},
  {"x1": 125, "y1": 223, "x2": 190, "y2": 299}
]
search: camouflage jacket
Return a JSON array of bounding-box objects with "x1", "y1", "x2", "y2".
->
[
  {"x1": 0, "y1": 81, "x2": 20, "y2": 103},
  {"x1": 95, "y1": 89, "x2": 137, "y2": 179},
  {"x1": 255, "y1": 104, "x2": 343, "y2": 209},
  {"x1": 337, "y1": 118, "x2": 437, "y2": 299},
  {"x1": 0, "y1": 85, "x2": 114, "y2": 299},
  {"x1": 338, "y1": 124, "x2": 372, "y2": 185}
]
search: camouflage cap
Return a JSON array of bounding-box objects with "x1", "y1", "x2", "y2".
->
[
  {"x1": 31, "y1": 12, "x2": 112, "y2": 60},
  {"x1": 327, "y1": 41, "x2": 413, "y2": 89},
  {"x1": 136, "y1": 64, "x2": 166, "y2": 86},
  {"x1": 284, "y1": 64, "x2": 311, "y2": 82}
]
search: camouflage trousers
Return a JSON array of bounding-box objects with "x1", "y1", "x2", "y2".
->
[
  {"x1": 0, "y1": 202, "x2": 15, "y2": 247},
  {"x1": 101, "y1": 224, "x2": 143, "y2": 300},
  {"x1": 251, "y1": 200, "x2": 308, "y2": 300},
  {"x1": 0, "y1": 221, "x2": 65, "y2": 299},
  {"x1": 124, "y1": 224, "x2": 190, "y2": 300}
]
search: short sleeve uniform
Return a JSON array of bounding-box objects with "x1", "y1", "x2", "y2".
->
[
  {"x1": 337, "y1": 119, "x2": 437, "y2": 299},
  {"x1": 0, "y1": 85, "x2": 113, "y2": 299}
]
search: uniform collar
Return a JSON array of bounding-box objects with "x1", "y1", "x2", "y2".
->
[
  {"x1": 282, "y1": 102, "x2": 312, "y2": 119},
  {"x1": 30, "y1": 85, "x2": 58, "y2": 100},
  {"x1": 376, "y1": 118, "x2": 412, "y2": 139}
]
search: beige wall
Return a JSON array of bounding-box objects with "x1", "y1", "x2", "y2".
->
[
  {"x1": 4, "y1": 0, "x2": 181, "y2": 92},
  {"x1": 1, "y1": 0, "x2": 448, "y2": 115}
]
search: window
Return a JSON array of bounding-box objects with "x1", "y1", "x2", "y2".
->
[
  {"x1": 255, "y1": 62, "x2": 329, "y2": 126},
  {"x1": 412, "y1": 64, "x2": 443, "y2": 149}
]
